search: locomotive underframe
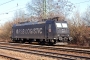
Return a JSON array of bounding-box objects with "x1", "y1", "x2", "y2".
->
[{"x1": 11, "y1": 35, "x2": 71, "y2": 45}]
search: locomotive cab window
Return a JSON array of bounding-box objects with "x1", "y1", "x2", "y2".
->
[
  {"x1": 56, "y1": 23, "x2": 68, "y2": 28},
  {"x1": 62, "y1": 23, "x2": 68, "y2": 28},
  {"x1": 56, "y1": 23, "x2": 62, "y2": 27}
]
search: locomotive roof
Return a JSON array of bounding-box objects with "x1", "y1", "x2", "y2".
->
[
  {"x1": 15, "y1": 21, "x2": 46, "y2": 26},
  {"x1": 13, "y1": 19, "x2": 67, "y2": 27}
]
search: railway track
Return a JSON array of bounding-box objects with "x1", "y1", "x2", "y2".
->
[
  {"x1": 0, "y1": 45, "x2": 75, "y2": 60},
  {"x1": 29, "y1": 45, "x2": 90, "y2": 54},
  {"x1": 8, "y1": 42, "x2": 90, "y2": 54},
  {"x1": 0, "y1": 42, "x2": 90, "y2": 60}
]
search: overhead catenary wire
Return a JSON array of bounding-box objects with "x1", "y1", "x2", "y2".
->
[
  {"x1": 0, "y1": 6, "x2": 27, "y2": 15},
  {"x1": 0, "y1": 3, "x2": 38, "y2": 16},
  {"x1": 0, "y1": 0, "x2": 14, "y2": 6},
  {"x1": 74, "y1": 0, "x2": 90, "y2": 4},
  {"x1": 0, "y1": 3, "x2": 27, "y2": 15},
  {"x1": 5, "y1": 7, "x2": 26, "y2": 13}
]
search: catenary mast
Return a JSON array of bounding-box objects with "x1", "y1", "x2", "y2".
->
[{"x1": 43, "y1": 0, "x2": 46, "y2": 19}]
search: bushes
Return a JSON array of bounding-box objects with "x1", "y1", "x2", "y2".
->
[
  {"x1": 68, "y1": 20, "x2": 90, "y2": 47},
  {"x1": 0, "y1": 21, "x2": 13, "y2": 42}
]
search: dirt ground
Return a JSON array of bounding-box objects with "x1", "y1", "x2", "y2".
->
[{"x1": 0, "y1": 57, "x2": 8, "y2": 60}]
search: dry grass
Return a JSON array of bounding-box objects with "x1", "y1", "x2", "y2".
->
[{"x1": 0, "y1": 57, "x2": 9, "y2": 60}]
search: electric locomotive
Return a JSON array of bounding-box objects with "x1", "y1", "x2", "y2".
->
[{"x1": 11, "y1": 17, "x2": 72, "y2": 45}]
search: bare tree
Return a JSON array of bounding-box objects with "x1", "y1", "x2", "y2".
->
[
  {"x1": 27, "y1": 0, "x2": 74, "y2": 20},
  {"x1": 14, "y1": 10, "x2": 27, "y2": 23},
  {"x1": 82, "y1": 6, "x2": 90, "y2": 26}
]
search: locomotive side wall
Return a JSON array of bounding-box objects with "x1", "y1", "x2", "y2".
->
[{"x1": 13, "y1": 23, "x2": 46, "y2": 39}]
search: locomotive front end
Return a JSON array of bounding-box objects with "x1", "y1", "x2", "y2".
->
[{"x1": 55, "y1": 21, "x2": 72, "y2": 42}]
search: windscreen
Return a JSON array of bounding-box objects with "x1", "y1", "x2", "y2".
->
[
  {"x1": 56, "y1": 23, "x2": 68, "y2": 28},
  {"x1": 56, "y1": 23, "x2": 62, "y2": 27},
  {"x1": 62, "y1": 23, "x2": 68, "y2": 28}
]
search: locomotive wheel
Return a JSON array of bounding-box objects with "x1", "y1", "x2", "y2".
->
[
  {"x1": 21, "y1": 40, "x2": 25, "y2": 43},
  {"x1": 38, "y1": 41, "x2": 45, "y2": 45},
  {"x1": 13, "y1": 40, "x2": 16, "y2": 43},
  {"x1": 12, "y1": 38, "x2": 17, "y2": 43},
  {"x1": 14, "y1": 40, "x2": 18, "y2": 43},
  {"x1": 47, "y1": 39, "x2": 56, "y2": 45},
  {"x1": 38, "y1": 42, "x2": 42, "y2": 45},
  {"x1": 13, "y1": 40, "x2": 18, "y2": 43},
  {"x1": 38, "y1": 39, "x2": 45, "y2": 45},
  {"x1": 29, "y1": 41, "x2": 32, "y2": 44},
  {"x1": 28, "y1": 40, "x2": 32, "y2": 44},
  {"x1": 47, "y1": 42, "x2": 54, "y2": 45},
  {"x1": 18, "y1": 39, "x2": 23, "y2": 43}
]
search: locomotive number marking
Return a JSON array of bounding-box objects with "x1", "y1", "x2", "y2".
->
[{"x1": 16, "y1": 28, "x2": 42, "y2": 34}]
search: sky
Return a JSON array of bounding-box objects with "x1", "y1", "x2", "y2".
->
[
  {"x1": 0, "y1": 0, "x2": 90, "y2": 25},
  {"x1": 0, "y1": 0, "x2": 31, "y2": 25},
  {"x1": 68, "y1": 0, "x2": 90, "y2": 13}
]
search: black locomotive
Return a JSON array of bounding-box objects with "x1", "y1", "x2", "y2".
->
[{"x1": 11, "y1": 17, "x2": 72, "y2": 45}]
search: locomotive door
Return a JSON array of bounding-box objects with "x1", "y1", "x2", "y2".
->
[{"x1": 46, "y1": 23, "x2": 52, "y2": 39}]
